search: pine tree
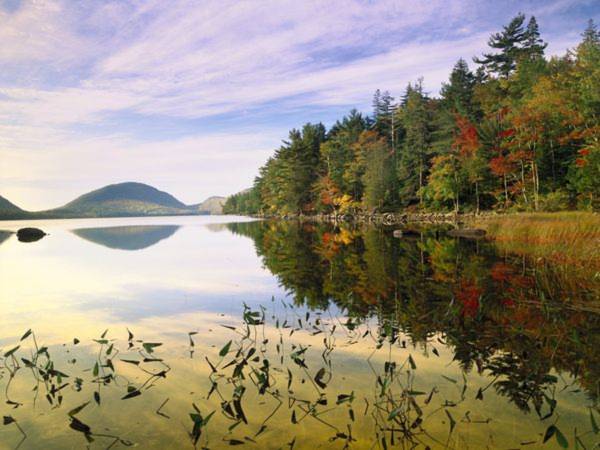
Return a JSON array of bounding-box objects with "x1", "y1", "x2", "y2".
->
[
  {"x1": 372, "y1": 89, "x2": 382, "y2": 120},
  {"x1": 474, "y1": 13, "x2": 527, "y2": 77},
  {"x1": 440, "y1": 58, "x2": 476, "y2": 116},
  {"x1": 522, "y1": 16, "x2": 547, "y2": 60},
  {"x1": 581, "y1": 19, "x2": 600, "y2": 47}
]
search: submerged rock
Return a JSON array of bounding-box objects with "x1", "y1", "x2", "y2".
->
[
  {"x1": 17, "y1": 227, "x2": 47, "y2": 243},
  {"x1": 447, "y1": 228, "x2": 486, "y2": 238}
]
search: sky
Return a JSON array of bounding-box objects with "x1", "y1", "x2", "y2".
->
[{"x1": 0, "y1": 0, "x2": 598, "y2": 210}]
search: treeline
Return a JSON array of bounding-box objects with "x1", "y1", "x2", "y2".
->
[{"x1": 224, "y1": 16, "x2": 600, "y2": 215}]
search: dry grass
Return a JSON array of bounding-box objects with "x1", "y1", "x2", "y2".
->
[{"x1": 476, "y1": 212, "x2": 600, "y2": 274}]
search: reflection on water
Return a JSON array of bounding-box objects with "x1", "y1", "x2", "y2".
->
[
  {"x1": 0, "y1": 230, "x2": 13, "y2": 246},
  {"x1": 0, "y1": 217, "x2": 598, "y2": 449},
  {"x1": 72, "y1": 225, "x2": 180, "y2": 250}
]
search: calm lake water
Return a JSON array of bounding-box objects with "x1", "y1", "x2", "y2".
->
[{"x1": 0, "y1": 216, "x2": 598, "y2": 449}]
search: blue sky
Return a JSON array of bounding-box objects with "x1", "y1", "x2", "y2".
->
[{"x1": 0, "y1": 0, "x2": 598, "y2": 209}]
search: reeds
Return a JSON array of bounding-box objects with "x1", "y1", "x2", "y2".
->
[{"x1": 478, "y1": 212, "x2": 600, "y2": 273}]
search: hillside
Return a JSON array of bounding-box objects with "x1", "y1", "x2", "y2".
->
[
  {"x1": 0, "y1": 182, "x2": 223, "y2": 220},
  {"x1": 50, "y1": 182, "x2": 195, "y2": 218},
  {"x1": 0, "y1": 195, "x2": 30, "y2": 219},
  {"x1": 191, "y1": 196, "x2": 226, "y2": 214}
]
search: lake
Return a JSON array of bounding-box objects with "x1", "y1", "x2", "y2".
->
[{"x1": 0, "y1": 216, "x2": 598, "y2": 449}]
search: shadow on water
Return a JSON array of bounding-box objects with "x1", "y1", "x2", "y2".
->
[{"x1": 71, "y1": 225, "x2": 180, "y2": 251}]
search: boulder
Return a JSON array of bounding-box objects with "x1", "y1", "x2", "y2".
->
[{"x1": 17, "y1": 227, "x2": 47, "y2": 243}]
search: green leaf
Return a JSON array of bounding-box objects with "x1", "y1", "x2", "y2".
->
[
  {"x1": 219, "y1": 340, "x2": 232, "y2": 357},
  {"x1": 68, "y1": 401, "x2": 90, "y2": 417},
  {"x1": 554, "y1": 427, "x2": 568, "y2": 448},
  {"x1": 388, "y1": 407, "x2": 401, "y2": 420},
  {"x1": 314, "y1": 367, "x2": 327, "y2": 389},
  {"x1": 591, "y1": 409, "x2": 599, "y2": 434},
  {"x1": 3, "y1": 416, "x2": 15, "y2": 426},
  {"x1": 20, "y1": 329, "x2": 32, "y2": 341},
  {"x1": 122, "y1": 389, "x2": 141, "y2": 400},
  {"x1": 4, "y1": 346, "x2": 20, "y2": 358},
  {"x1": 142, "y1": 343, "x2": 162, "y2": 354},
  {"x1": 543, "y1": 425, "x2": 556, "y2": 443}
]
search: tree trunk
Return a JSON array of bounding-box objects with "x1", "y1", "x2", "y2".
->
[
  {"x1": 550, "y1": 139, "x2": 556, "y2": 187},
  {"x1": 419, "y1": 161, "x2": 423, "y2": 208},
  {"x1": 475, "y1": 181, "x2": 480, "y2": 215},
  {"x1": 504, "y1": 175, "x2": 509, "y2": 209},
  {"x1": 520, "y1": 161, "x2": 528, "y2": 204},
  {"x1": 531, "y1": 160, "x2": 539, "y2": 211}
]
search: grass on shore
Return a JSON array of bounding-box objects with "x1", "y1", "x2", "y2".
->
[{"x1": 476, "y1": 212, "x2": 600, "y2": 273}]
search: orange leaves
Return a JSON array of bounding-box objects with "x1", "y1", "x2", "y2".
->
[
  {"x1": 489, "y1": 155, "x2": 514, "y2": 177},
  {"x1": 452, "y1": 114, "x2": 479, "y2": 157}
]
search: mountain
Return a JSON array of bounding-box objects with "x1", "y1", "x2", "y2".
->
[
  {"x1": 54, "y1": 182, "x2": 189, "y2": 217},
  {"x1": 0, "y1": 182, "x2": 225, "y2": 220},
  {"x1": 0, "y1": 195, "x2": 29, "y2": 219},
  {"x1": 190, "y1": 196, "x2": 226, "y2": 214}
]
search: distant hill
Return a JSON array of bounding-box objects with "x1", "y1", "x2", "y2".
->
[
  {"x1": 54, "y1": 182, "x2": 192, "y2": 217},
  {"x1": 0, "y1": 195, "x2": 29, "y2": 219},
  {"x1": 0, "y1": 182, "x2": 225, "y2": 220},
  {"x1": 190, "y1": 196, "x2": 226, "y2": 215}
]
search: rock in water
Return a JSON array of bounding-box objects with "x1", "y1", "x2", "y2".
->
[
  {"x1": 447, "y1": 228, "x2": 486, "y2": 238},
  {"x1": 17, "y1": 227, "x2": 47, "y2": 243}
]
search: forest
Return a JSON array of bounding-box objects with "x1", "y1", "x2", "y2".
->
[{"x1": 224, "y1": 15, "x2": 600, "y2": 216}]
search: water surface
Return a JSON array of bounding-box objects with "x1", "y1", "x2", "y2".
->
[{"x1": 0, "y1": 216, "x2": 598, "y2": 449}]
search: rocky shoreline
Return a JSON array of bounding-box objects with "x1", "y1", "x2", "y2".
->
[{"x1": 255, "y1": 211, "x2": 500, "y2": 226}]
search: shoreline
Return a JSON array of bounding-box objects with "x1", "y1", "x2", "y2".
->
[{"x1": 246, "y1": 210, "x2": 510, "y2": 226}]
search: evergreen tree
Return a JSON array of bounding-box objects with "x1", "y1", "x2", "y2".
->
[
  {"x1": 440, "y1": 58, "x2": 476, "y2": 117},
  {"x1": 522, "y1": 16, "x2": 547, "y2": 60},
  {"x1": 474, "y1": 13, "x2": 527, "y2": 77},
  {"x1": 398, "y1": 80, "x2": 433, "y2": 207},
  {"x1": 360, "y1": 131, "x2": 396, "y2": 211}
]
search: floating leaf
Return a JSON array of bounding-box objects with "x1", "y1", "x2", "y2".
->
[
  {"x1": 120, "y1": 359, "x2": 140, "y2": 366},
  {"x1": 142, "y1": 343, "x2": 163, "y2": 354},
  {"x1": 3, "y1": 416, "x2": 15, "y2": 426},
  {"x1": 314, "y1": 367, "x2": 327, "y2": 389},
  {"x1": 122, "y1": 389, "x2": 142, "y2": 400},
  {"x1": 219, "y1": 340, "x2": 232, "y2": 357},
  {"x1": 68, "y1": 401, "x2": 90, "y2": 417}
]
